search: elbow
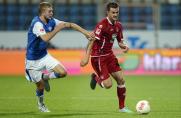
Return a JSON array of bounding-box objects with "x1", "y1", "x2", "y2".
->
[
  {"x1": 69, "y1": 23, "x2": 77, "y2": 28},
  {"x1": 80, "y1": 60, "x2": 88, "y2": 67},
  {"x1": 40, "y1": 36, "x2": 50, "y2": 42}
]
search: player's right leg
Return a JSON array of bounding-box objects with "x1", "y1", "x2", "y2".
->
[
  {"x1": 25, "y1": 69, "x2": 50, "y2": 112},
  {"x1": 36, "y1": 80, "x2": 50, "y2": 112}
]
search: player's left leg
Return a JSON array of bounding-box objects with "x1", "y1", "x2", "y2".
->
[
  {"x1": 42, "y1": 64, "x2": 67, "y2": 80},
  {"x1": 111, "y1": 71, "x2": 133, "y2": 113},
  {"x1": 42, "y1": 64, "x2": 67, "y2": 92},
  {"x1": 41, "y1": 54, "x2": 67, "y2": 92}
]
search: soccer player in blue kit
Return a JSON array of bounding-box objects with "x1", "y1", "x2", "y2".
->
[{"x1": 25, "y1": 2, "x2": 94, "y2": 112}]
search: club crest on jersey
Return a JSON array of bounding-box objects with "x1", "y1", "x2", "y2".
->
[
  {"x1": 98, "y1": 25, "x2": 103, "y2": 29},
  {"x1": 48, "y1": 27, "x2": 52, "y2": 31}
]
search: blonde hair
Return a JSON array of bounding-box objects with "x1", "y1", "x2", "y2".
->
[{"x1": 38, "y1": 2, "x2": 52, "y2": 15}]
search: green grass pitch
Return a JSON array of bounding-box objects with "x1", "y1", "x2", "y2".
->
[{"x1": 0, "y1": 75, "x2": 180, "y2": 118}]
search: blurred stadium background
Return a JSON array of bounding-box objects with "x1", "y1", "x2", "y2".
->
[
  {"x1": 0, "y1": 0, "x2": 180, "y2": 75},
  {"x1": 0, "y1": 0, "x2": 180, "y2": 117}
]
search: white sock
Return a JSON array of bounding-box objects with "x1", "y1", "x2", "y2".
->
[{"x1": 117, "y1": 84, "x2": 126, "y2": 88}]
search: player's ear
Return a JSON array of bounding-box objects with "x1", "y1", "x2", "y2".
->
[{"x1": 106, "y1": 11, "x2": 109, "y2": 15}]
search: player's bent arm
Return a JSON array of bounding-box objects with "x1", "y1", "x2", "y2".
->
[
  {"x1": 118, "y1": 41, "x2": 129, "y2": 53},
  {"x1": 80, "y1": 40, "x2": 94, "y2": 67},
  {"x1": 40, "y1": 23, "x2": 66, "y2": 42}
]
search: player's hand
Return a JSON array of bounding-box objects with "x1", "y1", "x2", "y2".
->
[
  {"x1": 85, "y1": 32, "x2": 95, "y2": 41},
  {"x1": 121, "y1": 45, "x2": 129, "y2": 53},
  {"x1": 80, "y1": 57, "x2": 89, "y2": 67},
  {"x1": 119, "y1": 43, "x2": 129, "y2": 53}
]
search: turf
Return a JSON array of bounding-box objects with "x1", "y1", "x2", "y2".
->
[{"x1": 0, "y1": 75, "x2": 180, "y2": 118}]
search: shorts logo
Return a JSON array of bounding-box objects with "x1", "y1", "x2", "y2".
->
[{"x1": 100, "y1": 75, "x2": 104, "y2": 80}]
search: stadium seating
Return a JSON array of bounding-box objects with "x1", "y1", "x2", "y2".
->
[
  {"x1": 0, "y1": 1, "x2": 180, "y2": 30},
  {"x1": 160, "y1": 4, "x2": 181, "y2": 29}
]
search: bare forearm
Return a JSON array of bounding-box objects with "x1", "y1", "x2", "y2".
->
[
  {"x1": 86, "y1": 40, "x2": 94, "y2": 54},
  {"x1": 69, "y1": 23, "x2": 88, "y2": 36},
  {"x1": 40, "y1": 27, "x2": 60, "y2": 42},
  {"x1": 80, "y1": 40, "x2": 94, "y2": 67}
]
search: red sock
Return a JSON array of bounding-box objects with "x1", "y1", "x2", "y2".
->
[{"x1": 117, "y1": 85, "x2": 126, "y2": 109}]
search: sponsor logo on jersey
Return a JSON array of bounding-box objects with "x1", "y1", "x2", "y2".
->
[
  {"x1": 40, "y1": 28, "x2": 44, "y2": 32},
  {"x1": 48, "y1": 27, "x2": 52, "y2": 31},
  {"x1": 95, "y1": 28, "x2": 101, "y2": 35},
  {"x1": 111, "y1": 34, "x2": 117, "y2": 43}
]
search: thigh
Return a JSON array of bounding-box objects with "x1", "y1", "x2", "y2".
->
[
  {"x1": 25, "y1": 69, "x2": 42, "y2": 83},
  {"x1": 44, "y1": 54, "x2": 66, "y2": 72},
  {"x1": 111, "y1": 71, "x2": 125, "y2": 85},
  {"x1": 52, "y1": 64, "x2": 67, "y2": 74},
  {"x1": 91, "y1": 57, "x2": 110, "y2": 81},
  {"x1": 107, "y1": 54, "x2": 121, "y2": 73}
]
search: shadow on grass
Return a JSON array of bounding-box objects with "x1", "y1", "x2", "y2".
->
[
  {"x1": 0, "y1": 111, "x2": 106, "y2": 117},
  {"x1": 0, "y1": 111, "x2": 36, "y2": 116},
  {"x1": 0, "y1": 110, "x2": 137, "y2": 118}
]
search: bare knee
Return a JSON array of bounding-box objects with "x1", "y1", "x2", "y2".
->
[
  {"x1": 104, "y1": 83, "x2": 112, "y2": 89},
  {"x1": 36, "y1": 80, "x2": 44, "y2": 90},
  {"x1": 117, "y1": 78, "x2": 125, "y2": 85},
  {"x1": 61, "y1": 71, "x2": 67, "y2": 77},
  {"x1": 54, "y1": 70, "x2": 67, "y2": 78},
  {"x1": 103, "y1": 79, "x2": 112, "y2": 89}
]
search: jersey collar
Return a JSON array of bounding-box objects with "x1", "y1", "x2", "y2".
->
[{"x1": 106, "y1": 17, "x2": 114, "y2": 25}]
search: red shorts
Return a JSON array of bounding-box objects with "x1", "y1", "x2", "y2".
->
[{"x1": 91, "y1": 53, "x2": 121, "y2": 81}]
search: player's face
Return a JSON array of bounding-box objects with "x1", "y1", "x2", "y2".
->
[
  {"x1": 107, "y1": 7, "x2": 119, "y2": 22},
  {"x1": 43, "y1": 7, "x2": 53, "y2": 20}
]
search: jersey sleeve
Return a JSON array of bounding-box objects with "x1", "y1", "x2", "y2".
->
[
  {"x1": 94, "y1": 22, "x2": 104, "y2": 40},
  {"x1": 117, "y1": 23, "x2": 124, "y2": 43},
  {"x1": 32, "y1": 22, "x2": 46, "y2": 37},
  {"x1": 54, "y1": 18, "x2": 64, "y2": 26}
]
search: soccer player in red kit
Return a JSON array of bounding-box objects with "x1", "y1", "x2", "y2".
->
[{"x1": 81, "y1": 2, "x2": 133, "y2": 113}]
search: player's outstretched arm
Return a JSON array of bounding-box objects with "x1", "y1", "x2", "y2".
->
[
  {"x1": 64, "y1": 22, "x2": 95, "y2": 40},
  {"x1": 40, "y1": 22, "x2": 95, "y2": 42},
  {"x1": 80, "y1": 40, "x2": 94, "y2": 67}
]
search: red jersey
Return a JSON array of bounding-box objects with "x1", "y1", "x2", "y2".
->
[{"x1": 91, "y1": 17, "x2": 124, "y2": 56}]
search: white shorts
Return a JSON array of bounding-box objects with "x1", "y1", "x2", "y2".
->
[{"x1": 25, "y1": 54, "x2": 65, "y2": 83}]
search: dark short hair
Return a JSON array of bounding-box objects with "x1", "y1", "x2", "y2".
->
[
  {"x1": 106, "y1": 2, "x2": 119, "y2": 11},
  {"x1": 38, "y1": 2, "x2": 52, "y2": 15}
]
